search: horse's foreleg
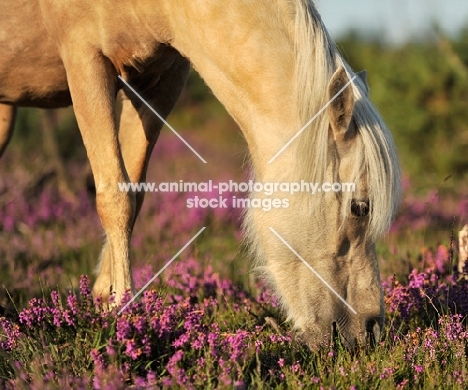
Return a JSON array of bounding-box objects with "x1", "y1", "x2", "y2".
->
[
  {"x1": 0, "y1": 104, "x2": 16, "y2": 158},
  {"x1": 94, "y1": 54, "x2": 190, "y2": 300},
  {"x1": 61, "y1": 49, "x2": 135, "y2": 304}
]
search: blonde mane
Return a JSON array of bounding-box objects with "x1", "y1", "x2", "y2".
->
[{"x1": 293, "y1": 0, "x2": 401, "y2": 240}]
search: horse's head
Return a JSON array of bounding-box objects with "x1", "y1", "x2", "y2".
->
[
  {"x1": 291, "y1": 65, "x2": 401, "y2": 349},
  {"x1": 248, "y1": 64, "x2": 401, "y2": 350}
]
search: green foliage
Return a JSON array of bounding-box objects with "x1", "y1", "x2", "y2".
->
[{"x1": 337, "y1": 31, "x2": 468, "y2": 183}]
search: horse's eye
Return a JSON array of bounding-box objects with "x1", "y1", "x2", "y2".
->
[{"x1": 351, "y1": 200, "x2": 370, "y2": 217}]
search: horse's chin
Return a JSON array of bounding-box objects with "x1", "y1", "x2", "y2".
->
[
  {"x1": 295, "y1": 327, "x2": 333, "y2": 350},
  {"x1": 296, "y1": 320, "x2": 382, "y2": 351}
]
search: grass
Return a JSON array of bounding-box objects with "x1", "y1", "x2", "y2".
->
[{"x1": 2, "y1": 258, "x2": 468, "y2": 389}]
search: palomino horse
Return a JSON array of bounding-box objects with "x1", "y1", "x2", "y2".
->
[{"x1": 0, "y1": 0, "x2": 401, "y2": 348}]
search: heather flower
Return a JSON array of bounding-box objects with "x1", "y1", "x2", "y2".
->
[
  {"x1": 254, "y1": 339, "x2": 263, "y2": 354},
  {"x1": 191, "y1": 331, "x2": 207, "y2": 350},
  {"x1": 166, "y1": 350, "x2": 189, "y2": 387},
  {"x1": 225, "y1": 330, "x2": 249, "y2": 362},
  {"x1": 0, "y1": 317, "x2": 20, "y2": 351},
  {"x1": 414, "y1": 365, "x2": 424, "y2": 373},
  {"x1": 106, "y1": 341, "x2": 116, "y2": 356},
  {"x1": 79, "y1": 275, "x2": 93, "y2": 310},
  {"x1": 124, "y1": 339, "x2": 142, "y2": 360},
  {"x1": 92, "y1": 363, "x2": 126, "y2": 390},
  {"x1": 379, "y1": 367, "x2": 394, "y2": 380},
  {"x1": 234, "y1": 380, "x2": 246, "y2": 390},
  {"x1": 291, "y1": 361, "x2": 303, "y2": 374},
  {"x1": 116, "y1": 316, "x2": 132, "y2": 342},
  {"x1": 439, "y1": 314, "x2": 466, "y2": 341},
  {"x1": 90, "y1": 348, "x2": 105, "y2": 369}
]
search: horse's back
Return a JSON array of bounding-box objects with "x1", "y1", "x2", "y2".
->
[{"x1": 0, "y1": 0, "x2": 70, "y2": 107}]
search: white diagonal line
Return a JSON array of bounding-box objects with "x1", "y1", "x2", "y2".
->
[
  {"x1": 269, "y1": 227, "x2": 357, "y2": 315},
  {"x1": 118, "y1": 227, "x2": 206, "y2": 314},
  {"x1": 118, "y1": 76, "x2": 207, "y2": 164},
  {"x1": 268, "y1": 75, "x2": 357, "y2": 164}
]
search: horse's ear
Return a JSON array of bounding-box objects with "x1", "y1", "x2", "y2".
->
[
  {"x1": 357, "y1": 70, "x2": 369, "y2": 95},
  {"x1": 327, "y1": 66, "x2": 355, "y2": 142}
]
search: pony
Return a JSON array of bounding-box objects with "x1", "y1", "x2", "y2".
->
[{"x1": 0, "y1": 0, "x2": 401, "y2": 348}]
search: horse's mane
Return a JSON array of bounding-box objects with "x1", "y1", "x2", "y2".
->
[{"x1": 293, "y1": 0, "x2": 401, "y2": 240}]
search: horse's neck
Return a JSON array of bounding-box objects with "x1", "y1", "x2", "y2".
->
[{"x1": 166, "y1": 0, "x2": 301, "y2": 170}]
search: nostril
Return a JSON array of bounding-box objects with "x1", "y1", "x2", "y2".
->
[
  {"x1": 365, "y1": 317, "x2": 382, "y2": 347},
  {"x1": 332, "y1": 321, "x2": 338, "y2": 340}
]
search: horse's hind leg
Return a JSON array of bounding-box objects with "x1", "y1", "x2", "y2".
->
[
  {"x1": 61, "y1": 47, "x2": 135, "y2": 304},
  {"x1": 93, "y1": 52, "x2": 190, "y2": 299},
  {"x1": 0, "y1": 104, "x2": 16, "y2": 158},
  {"x1": 41, "y1": 110, "x2": 75, "y2": 199},
  {"x1": 121, "y1": 55, "x2": 190, "y2": 220}
]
